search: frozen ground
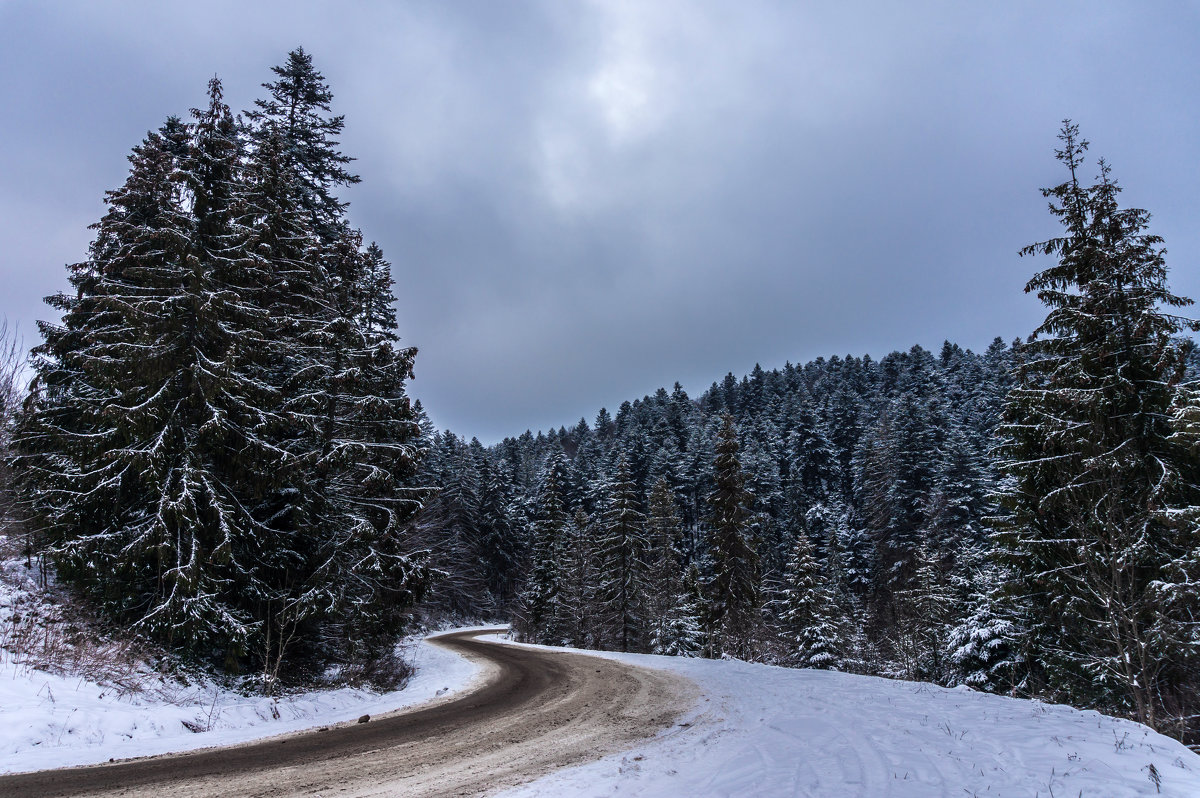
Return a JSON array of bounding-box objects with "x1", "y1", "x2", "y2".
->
[
  {"x1": 4, "y1": 572, "x2": 1198, "y2": 798},
  {"x1": 0, "y1": 551, "x2": 484, "y2": 775},
  {"x1": 491, "y1": 636, "x2": 1200, "y2": 798},
  {"x1": 0, "y1": 633, "x2": 482, "y2": 775}
]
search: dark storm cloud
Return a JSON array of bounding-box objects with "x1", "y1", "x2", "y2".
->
[{"x1": 2, "y1": 1, "x2": 1198, "y2": 442}]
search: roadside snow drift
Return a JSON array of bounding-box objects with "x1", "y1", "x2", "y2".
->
[
  {"x1": 0, "y1": 630, "x2": 482, "y2": 775},
  {"x1": 493, "y1": 638, "x2": 1200, "y2": 798}
]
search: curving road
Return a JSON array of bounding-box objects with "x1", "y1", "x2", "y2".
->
[{"x1": 0, "y1": 628, "x2": 696, "y2": 798}]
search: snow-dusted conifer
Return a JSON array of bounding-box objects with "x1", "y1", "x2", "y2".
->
[
  {"x1": 516, "y1": 450, "x2": 569, "y2": 644},
  {"x1": 645, "y1": 477, "x2": 700, "y2": 656},
  {"x1": 946, "y1": 560, "x2": 1024, "y2": 691},
  {"x1": 246, "y1": 47, "x2": 358, "y2": 239},
  {"x1": 21, "y1": 62, "x2": 432, "y2": 679},
  {"x1": 778, "y1": 533, "x2": 841, "y2": 669},
  {"x1": 20, "y1": 82, "x2": 278, "y2": 658},
  {"x1": 994, "y1": 121, "x2": 1199, "y2": 733},
  {"x1": 892, "y1": 542, "x2": 954, "y2": 681},
  {"x1": 704, "y1": 414, "x2": 761, "y2": 660},
  {"x1": 559, "y1": 509, "x2": 597, "y2": 648},
  {"x1": 418, "y1": 440, "x2": 487, "y2": 618},
  {"x1": 240, "y1": 50, "x2": 432, "y2": 669},
  {"x1": 595, "y1": 458, "x2": 648, "y2": 652},
  {"x1": 476, "y1": 454, "x2": 521, "y2": 611}
]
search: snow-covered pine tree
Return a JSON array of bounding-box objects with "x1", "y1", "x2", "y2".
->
[
  {"x1": 644, "y1": 476, "x2": 700, "y2": 656},
  {"x1": 852, "y1": 390, "x2": 944, "y2": 646},
  {"x1": 593, "y1": 407, "x2": 614, "y2": 440},
  {"x1": 516, "y1": 449, "x2": 569, "y2": 644},
  {"x1": 919, "y1": 426, "x2": 991, "y2": 558},
  {"x1": 278, "y1": 226, "x2": 430, "y2": 670},
  {"x1": 475, "y1": 453, "x2": 522, "y2": 612},
  {"x1": 1153, "y1": 379, "x2": 1200, "y2": 741},
  {"x1": 741, "y1": 434, "x2": 785, "y2": 587},
  {"x1": 235, "y1": 106, "x2": 343, "y2": 677},
  {"x1": 21, "y1": 61, "x2": 432, "y2": 681},
  {"x1": 704, "y1": 414, "x2": 761, "y2": 660},
  {"x1": 417, "y1": 439, "x2": 487, "y2": 618},
  {"x1": 595, "y1": 458, "x2": 648, "y2": 652},
  {"x1": 946, "y1": 558, "x2": 1024, "y2": 692},
  {"x1": 785, "y1": 401, "x2": 840, "y2": 519},
  {"x1": 682, "y1": 418, "x2": 717, "y2": 537},
  {"x1": 891, "y1": 541, "x2": 954, "y2": 681},
  {"x1": 240, "y1": 50, "x2": 431, "y2": 673},
  {"x1": 821, "y1": 385, "x2": 864, "y2": 506},
  {"x1": 19, "y1": 82, "x2": 280, "y2": 660},
  {"x1": 246, "y1": 47, "x2": 359, "y2": 241},
  {"x1": 777, "y1": 532, "x2": 841, "y2": 669},
  {"x1": 994, "y1": 121, "x2": 1199, "y2": 735},
  {"x1": 647, "y1": 439, "x2": 684, "y2": 498},
  {"x1": 360, "y1": 243, "x2": 399, "y2": 338},
  {"x1": 558, "y1": 509, "x2": 597, "y2": 648}
]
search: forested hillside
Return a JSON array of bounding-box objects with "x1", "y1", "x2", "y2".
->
[
  {"x1": 417, "y1": 339, "x2": 1017, "y2": 672},
  {"x1": 413, "y1": 123, "x2": 1200, "y2": 745}
]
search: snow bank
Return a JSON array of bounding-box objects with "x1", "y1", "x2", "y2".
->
[
  {"x1": 0, "y1": 629, "x2": 483, "y2": 775},
  {"x1": 490, "y1": 637, "x2": 1200, "y2": 798}
]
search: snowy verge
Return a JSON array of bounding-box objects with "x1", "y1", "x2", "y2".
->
[
  {"x1": 483, "y1": 636, "x2": 1200, "y2": 798},
  {"x1": 0, "y1": 627, "x2": 485, "y2": 775}
]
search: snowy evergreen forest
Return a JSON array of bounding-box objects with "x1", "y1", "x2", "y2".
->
[
  {"x1": 3, "y1": 39, "x2": 1199, "y2": 754},
  {"x1": 413, "y1": 124, "x2": 1200, "y2": 745}
]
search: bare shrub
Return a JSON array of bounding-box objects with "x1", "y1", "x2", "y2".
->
[
  {"x1": 335, "y1": 643, "x2": 416, "y2": 692},
  {"x1": 0, "y1": 318, "x2": 25, "y2": 555},
  {"x1": 0, "y1": 580, "x2": 159, "y2": 697}
]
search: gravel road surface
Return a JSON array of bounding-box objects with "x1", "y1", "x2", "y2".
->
[{"x1": 0, "y1": 628, "x2": 695, "y2": 797}]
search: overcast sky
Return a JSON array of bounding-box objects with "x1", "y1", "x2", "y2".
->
[{"x1": 2, "y1": 1, "x2": 1197, "y2": 443}]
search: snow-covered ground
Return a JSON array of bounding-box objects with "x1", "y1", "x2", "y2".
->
[
  {"x1": 0, "y1": 626, "x2": 483, "y2": 775},
  {"x1": 0, "y1": 527, "x2": 484, "y2": 777},
  {"x1": 491, "y1": 636, "x2": 1200, "y2": 798},
  {"x1": 0, "y1": 545, "x2": 486, "y2": 775},
  {"x1": 4, "y1": 598, "x2": 1198, "y2": 797}
]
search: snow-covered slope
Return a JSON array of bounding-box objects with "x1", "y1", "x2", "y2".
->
[
  {"x1": 0, "y1": 625, "x2": 482, "y2": 775},
  {"x1": 0, "y1": 545, "x2": 485, "y2": 775},
  {"x1": 493, "y1": 637, "x2": 1200, "y2": 798}
]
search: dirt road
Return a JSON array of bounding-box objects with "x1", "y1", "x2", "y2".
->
[{"x1": 0, "y1": 629, "x2": 696, "y2": 797}]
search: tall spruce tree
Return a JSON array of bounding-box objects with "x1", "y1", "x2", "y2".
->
[
  {"x1": 18, "y1": 81, "x2": 279, "y2": 660},
  {"x1": 258, "y1": 181, "x2": 428, "y2": 674},
  {"x1": 240, "y1": 50, "x2": 432, "y2": 673},
  {"x1": 994, "y1": 121, "x2": 1199, "y2": 736},
  {"x1": 246, "y1": 47, "x2": 358, "y2": 239},
  {"x1": 596, "y1": 458, "x2": 648, "y2": 652},
  {"x1": 892, "y1": 541, "x2": 954, "y2": 681},
  {"x1": 475, "y1": 453, "x2": 521, "y2": 611},
  {"x1": 704, "y1": 414, "x2": 761, "y2": 659},
  {"x1": 559, "y1": 509, "x2": 598, "y2": 648},
  {"x1": 644, "y1": 476, "x2": 700, "y2": 656},
  {"x1": 417, "y1": 441, "x2": 486, "y2": 617},
  {"x1": 20, "y1": 63, "x2": 431, "y2": 682},
  {"x1": 853, "y1": 392, "x2": 941, "y2": 603},
  {"x1": 946, "y1": 558, "x2": 1024, "y2": 691},
  {"x1": 778, "y1": 532, "x2": 841, "y2": 669},
  {"x1": 517, "y1": 450, "x2": 569, "y2": 644}
]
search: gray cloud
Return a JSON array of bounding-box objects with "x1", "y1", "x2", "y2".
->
[{"x1": 2, "y1": 0, "x2": 1197, "y2": 442}]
